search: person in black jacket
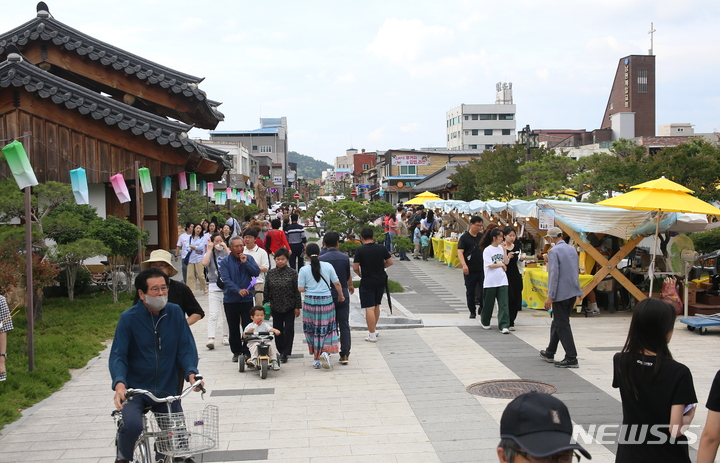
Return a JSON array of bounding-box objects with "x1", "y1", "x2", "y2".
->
[{"x1": 137, "y1": 249, "x2": 204, "y2": 325}]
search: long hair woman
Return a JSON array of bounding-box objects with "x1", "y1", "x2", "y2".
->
[
  {"x1": 613, "y1": 298, "x2": 696, "y2": 462},
  {"x1": 264, "y1": 248, "x2": 301, "y2": 363},
  {"x1": 297, "y1": 243, "x2": 344, "y2": 370},
  {"x1": 503, "y1": 226, "x2": 524, "y2": 330},
  {"x1": 186, "y1": 223, "x2": 208, "y2": 294},
  {"x1": 479, "y1": 227, "x2": 511, "y2": 333}
]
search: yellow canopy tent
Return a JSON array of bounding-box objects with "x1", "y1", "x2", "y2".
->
[{"x1": 404, "y1": 191, "x2": 441, "y2": 205}]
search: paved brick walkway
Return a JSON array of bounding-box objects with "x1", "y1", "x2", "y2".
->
[{"x1": 0, "y1": 257, "x2": 717, "y2": 462}]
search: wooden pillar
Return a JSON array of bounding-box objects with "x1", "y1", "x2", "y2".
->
[
  {"x1": 169, "y1": 181, "x2": 179, "y2": 251},
  {"x1": 157, "y1": 176, "x2": 170, "y2": 251}
]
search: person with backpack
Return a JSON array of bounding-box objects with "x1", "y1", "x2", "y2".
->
[{"x1": 225, "y1": 212, "x2": 240, "y2": 237}]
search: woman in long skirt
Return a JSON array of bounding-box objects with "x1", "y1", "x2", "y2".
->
[{"x1": 298, "y1": 243, "x2": 345, "y2": 369}]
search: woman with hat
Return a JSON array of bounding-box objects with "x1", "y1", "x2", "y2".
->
[{"x1": 138, "y1": 250, "x2": 204, "y2": 325}]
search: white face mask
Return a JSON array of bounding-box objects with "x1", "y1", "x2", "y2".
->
[
  {"x1": 262, "y1": 227, "x2": 269, "y2": 232},
  {"x1": 215, "y1": 244, "x2": 224, "y2": 251},
  {"x1": 144, "y1": 294, "x2": 168, "y2": 311}
]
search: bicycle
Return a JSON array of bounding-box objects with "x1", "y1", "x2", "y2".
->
[
  {"x1": 112, "y1": 376, "x2": 219, "y2": 463},
  {"x1": 83, "y1": 260, "x2": 132, "y2": 292}
]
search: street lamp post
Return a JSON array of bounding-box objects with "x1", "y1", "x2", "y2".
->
[{"x1": 518, "y1": 124, "x2": 540, "y2": 196}]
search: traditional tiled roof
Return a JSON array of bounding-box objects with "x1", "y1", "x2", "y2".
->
[
  {"x1": 0, "y1": 3, "x2": 224, "y2": 127},
  {"x1": 0, "y1": 52, "x2": 231, "y2": 173}
]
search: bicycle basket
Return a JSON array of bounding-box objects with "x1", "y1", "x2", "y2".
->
[{"x1": 148, "y1": 405, "x2": 219, "y2": 457}]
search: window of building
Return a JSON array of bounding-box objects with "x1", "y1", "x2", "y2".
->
[
  {"x1": 399, "y1": 166, "x2": 417, "y2": 175},
  {"x1": 677, "y1": 128, "x2": 684, "y2": 132},
  {"x1": 609, "y1": 102, "x2": 614, "y2": 110},
  {"x1": 498, "y1": 114, "x2": 514, "y2": 120},
  {"x1": 471, "y1": 129, "x2": 478, "y2": 136},
  {"x1": 479, "y1": 114, "x2": 497, "y2": 120},
  {"x1": 502, "y1": 129, "x2": 511, "y2": 136},
  {"x1": 484, "y1": 129, "x2": 493, "y2": 136},
  {"x1": 464, "y1": 115, "x2": 469, "y2": 120},
  {"x1": 470, "y1": 144, "x2": 477, "y2": 149},
  {"x1": 259, "y1": 145, "x2": 272, "y2": 153},
  {"x1": 485, "y1": 144, "x2": 494, "y2": 150},
  {"x1": 464, "y1": 130, "x2": 469, "y2": 136},
  {"x1": 363, "y1": 164, "x2": 370, "y2": 170},
  {"x1": 638, "y1": 69, "x2": 648, "y2": 93},
  {"x1": 252, "y1": 145, "x2": 258, "y2": 151},
  {"x1": 472, "y1": 114, "x2": 478, "y2": 120}
]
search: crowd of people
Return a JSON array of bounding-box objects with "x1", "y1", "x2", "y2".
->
[{"x1": 102, "y1": 204, "x2": 720, "y2": 463}]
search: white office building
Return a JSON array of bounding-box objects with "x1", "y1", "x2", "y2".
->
[{"x1": 446, "y1": 83, "x2": 516, "y2": 150}]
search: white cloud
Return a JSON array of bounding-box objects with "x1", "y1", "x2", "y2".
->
[
  {"x1": 401, "y1": 123, "x2": 419, "y2": 132},
  {"x1": 535, "y1": 68, "x2": 550, "y2": 82},
  {"x1": 336, "y1": 73, "x2": 357, "y2": 84},
  {"x1": 368, "y1": 126, "x2": 387, "y2": 142},
  {"x1": 366, "y1": 18, "x2": 454, "y2": 64},
  {"x1": 178, "y1": 17, "x2": 206, "y2": 30}
]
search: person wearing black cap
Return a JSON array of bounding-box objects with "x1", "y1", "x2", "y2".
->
[
  {"x1": 540, "y1": 227, "x2": 583, "y2": 368},
  {"x1": 497, "y1": 391, "x2": 591, "y2": 462}
]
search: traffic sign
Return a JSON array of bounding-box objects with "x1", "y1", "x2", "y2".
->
[
  {"x1": 351, "y1": 190, "x2": 357, "y2": 197},
  {"x1": 294, "y1": 192, "x2": 300, "y2": 200}
]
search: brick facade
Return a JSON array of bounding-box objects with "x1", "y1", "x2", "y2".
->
[{"x1": 601, "y1": 55, "x2": 656, "y2": 137}]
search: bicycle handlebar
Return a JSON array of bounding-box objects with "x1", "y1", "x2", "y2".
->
[{"x1": 125, "y1": 374, "x2": 205, "y2": 403}]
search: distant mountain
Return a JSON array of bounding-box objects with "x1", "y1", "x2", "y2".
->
[{"x1": 289, "y1": 151, "x2": 333, "y2": 181}]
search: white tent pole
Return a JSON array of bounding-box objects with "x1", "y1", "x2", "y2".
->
[{"x1": 648, "y1": 212, "x2": 661, "y2": 296}]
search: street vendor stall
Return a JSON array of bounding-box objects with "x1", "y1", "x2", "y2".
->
[{"x1": 522, "y1": 267, "x2": 595, "y2": 309}]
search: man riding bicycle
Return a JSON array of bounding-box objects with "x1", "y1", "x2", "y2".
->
[{"x1": 109, "y1": 267, "x2": 203, "y2": 463}]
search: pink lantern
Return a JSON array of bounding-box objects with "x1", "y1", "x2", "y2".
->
[
  {"x1": 178, "y1": 172, "x2": 188, "y2": 190},
  {"x1": 208, "y1": 182, "x2": 214, "y2": 197},
  {"x1": 110, "y1": 173, "x2": 131, "y2": 203}
]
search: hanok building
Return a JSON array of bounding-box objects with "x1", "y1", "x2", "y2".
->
[{"x1": 0, "y1": 3, "x2": 230, "y2": 254}]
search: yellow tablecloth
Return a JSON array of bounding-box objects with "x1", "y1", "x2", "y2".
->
[
  {"x1": 431, "y1": 237, "x2": 443, "y2": 261},
  {"x1": 443, "y1": 240, "x2": 460, "y2": 268},
  {"x1": 522, "y1": 268, "x2": 595, "y2": 309}
]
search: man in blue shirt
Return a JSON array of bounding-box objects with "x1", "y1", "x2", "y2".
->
[
  {"x1": 219, "y1": 236, "x2": 260, "y2": 362},
  {"x1": 285, "y1": 213, "x2": 307, "y2": 271},
  {"x1": 320, "y1": 231, "x2": 354, "y2": 364},
  {"x1": 109, "y1": 268, "x2": 201, "y2": 463}
]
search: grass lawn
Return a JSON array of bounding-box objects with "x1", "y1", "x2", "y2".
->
[
  {"x1": 0, "y1": 290, "x2": 133, "y2": 431},
  {"x1": 353, "y1": 279, "x2": 404, "y2": 293}
]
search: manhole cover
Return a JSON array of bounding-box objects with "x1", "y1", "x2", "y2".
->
[{"x1": 467, "y1": 380, "x2": 556, "y2": 399}]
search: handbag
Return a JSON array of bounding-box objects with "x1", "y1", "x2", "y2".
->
[{"x1": 212, "y1": 252, "x2": 225, "y2": 289}]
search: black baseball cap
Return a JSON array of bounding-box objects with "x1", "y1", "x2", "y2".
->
[{"x1": 500, "y1": 392, "x2": 591, "y2": 459}]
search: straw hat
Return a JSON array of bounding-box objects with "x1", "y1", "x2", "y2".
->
[{"x1": 141, "y1": 249, "x2": 178, "y2": 277}]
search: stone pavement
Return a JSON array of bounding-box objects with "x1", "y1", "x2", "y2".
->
[{"x1": 1, "y1": 257, "x2": 719, "y2": 463}]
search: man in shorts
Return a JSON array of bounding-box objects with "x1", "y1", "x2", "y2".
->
[{"x1": 353, "y1": 227, "x2": 393, "y2": 342}]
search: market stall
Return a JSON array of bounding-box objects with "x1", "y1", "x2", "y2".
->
[{"x1": 522, "y1": 267, "x2": 596, "y2": 309}]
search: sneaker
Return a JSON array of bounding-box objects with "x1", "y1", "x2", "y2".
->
[
  {"x1": 246, "y1": 358, "x2": 256, "y2": 369},
  {"x1": 469, "y1": 313, "x2": 476, "y2": 319},
  {"x1": 554, "y1": 358, "x2": 579, "y2": 368},
  {"x1": 508, "y1": 326, "x2": 515, "y2": 331},
  {"x1": 365, "y1": 335, "x2": 377, "y2": 343},
  {"x1": 280, "y1": 354, "x2": 288, "y2": 363},
  {"x1": 320, "y1": 352, "x2": 332, "y2": 370},
  {"x1": 539, "y1": 350, "x2": 555, "y2": 363},
  {"x1": 585, "y1": 309, "x2": 600, "y2": 316},
  {"x1": 271, "y1": 360, "x2": 280, "y2": 371},
  {"x1": 480, "y1": 322, "x2": 491, "y2": 330},
  {"x1": 501, "y1": 328, "x2": 510, "y2": 334},
  {"x1": 313, "y1": 360, "x2": 321, "y2": 369},
  {"x1": 339, "y1": 355, "x2": 349, "y2": 365},
  {"x1": 231, "y1": 354, "x2": 239, "y2": 363},
  {"x1": 222, "y1": 337, "x2": 230, "y2": 346},
  {"x1": 206, "y1": 340, "x2": 215, "y2": 349}
]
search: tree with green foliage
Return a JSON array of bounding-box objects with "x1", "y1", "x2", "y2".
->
[
  {"x1": 177, "y1": 189, "x2": 212, "y2": 227},
  {"x1": 49, "y1": 238, "x2": 109, "y2": 301},
  {"x1": 88, "y1": 216, "x2": 149, "y2": 302},
  {"x1": 451, "y1": 145, "x2": 526, "y2": 201},
  {"x1": 289, "y1": 151, "x2": 333, "y2": 181},
  {"x1": 0, "y1": 179, "x2": 74, "y2": 239},
  {"x1": 319, "y1": 199, "x2": 394, "y2": 241},
  {"x1": 42, "y1": 203, "x2": 101, "y2": 245},
  {"x1": 691, "y1": 228, "x2": 720, "y2": 255},
  {"x1": 282, "y1": 188, "x2": 299, "y2": 204}
]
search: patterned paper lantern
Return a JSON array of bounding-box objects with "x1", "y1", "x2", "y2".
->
[
  {"x1": 138, "y1": 167, "x2": 153, "y2": 193},
  {"x1": 2, "y1": 140, "x2": 38, "y2": 189},
  {"x1": 110, "y1": 173, "x2": 131, "y2": 203},
  {"x1": 161, "y1": 176, "x2": 172, "y2": 199},
  {"x1": 189, "y1": 173, "x2": 197, "y2": 191},
  {"x1": 70, "y1": 167, "x2": 89, "y2": 204},
  {"x1": 178, "y1": 172, "x2": 187, "y2": 190}
]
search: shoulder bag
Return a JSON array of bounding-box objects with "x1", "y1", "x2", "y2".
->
[{"x1": 213, "y1": 252, "x2": 225, "y2": 289}]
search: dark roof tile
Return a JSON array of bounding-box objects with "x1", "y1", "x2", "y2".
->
[{"x1": 0, "y1": 54, "x2": 230, "y2": 173}]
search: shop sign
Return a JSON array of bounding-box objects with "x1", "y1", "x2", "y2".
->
[{"x1": 392, "y1": 154, "x2": 431, "y2": 166}]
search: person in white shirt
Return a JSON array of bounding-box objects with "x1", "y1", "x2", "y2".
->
[
  {"x1": 174, "y1": 222, "x2": 194, "y2": 283},
  {"x1": 479, "y1": 228, "x2": 511, "y2": 334},
  {"x1": 243, "y1": 228, "x2": 270, "y2": 307}
]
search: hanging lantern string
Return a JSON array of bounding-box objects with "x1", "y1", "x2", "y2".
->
[
  {"x1": 0, "y1": 133, "x2": 32, "y2": 143},
  {"x1": 24, "y1": 134, "x2": 136, "y2": 174}
]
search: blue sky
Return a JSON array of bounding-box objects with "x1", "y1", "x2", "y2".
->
[{"x1": 2, "y1": 1, "x2": 718, "y2": 164}]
